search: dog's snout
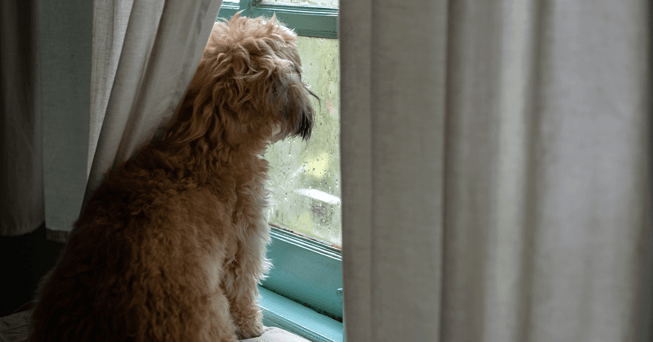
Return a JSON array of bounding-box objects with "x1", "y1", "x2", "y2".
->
[{"x1": 296, "y1": 108, "x2": 314, "y2": 141}]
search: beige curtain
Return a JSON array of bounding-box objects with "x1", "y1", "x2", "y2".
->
[
  {"x1": 86, "y1": 0, "x2": 223, "y2": 210},
  {"x1": 1, "y1": 0, "x2": 222, "y2": 241},
  {"x1": 1, "y1": 0, "x2": 42, "y2": 236},
  {"x1": 1, "y1": 0, "x2": 91, "y2": 239},
  {"x1": 341, "y1": 0, "x2": 653, "y2": 341}
]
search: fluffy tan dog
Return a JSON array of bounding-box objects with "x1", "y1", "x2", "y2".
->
[{"x1": 30, "y1": 13, "x2": 315, "y2": 342}]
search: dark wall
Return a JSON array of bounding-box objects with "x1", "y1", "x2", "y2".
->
[{"x1": 0, "y1": 224, "x2": 65, "y2": 317}]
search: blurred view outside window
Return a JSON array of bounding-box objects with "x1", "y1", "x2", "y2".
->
[{"x1": 264, "y1": 37, "x2": 341, "y2": 246}]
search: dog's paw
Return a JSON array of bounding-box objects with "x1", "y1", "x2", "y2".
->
[{"x1": 235, "y1": 320, "x2": 264, "y2": 339}]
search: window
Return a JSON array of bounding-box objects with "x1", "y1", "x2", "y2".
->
[
  {"x1": 217, "y1": 2, "x2": 342, "y2": 341},
  {"x1": 265, "y1": 35, "x2": 340, "y2": 246}
]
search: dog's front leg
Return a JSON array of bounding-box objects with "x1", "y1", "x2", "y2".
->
[{"x1": 223, "y1": 237, "x2": 268, "y2": 339}]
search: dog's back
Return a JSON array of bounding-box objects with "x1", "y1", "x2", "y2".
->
[{"x1": 30, "y1": 148, "x2": 239, "y2": 342}]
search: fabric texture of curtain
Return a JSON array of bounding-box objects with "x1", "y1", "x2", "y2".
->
[
  {"x1": 0, "y1": 0, "x2": 223, "y2": 241},
  {"x1": 1, "y1": 0, "x2": 91, "y2": 239},
  {"x1": 341, "y1": 1, "x2": 652, "y2": 341},
  {"x1": 1, "y1": 0, "x2": 44, "y2": 237}
]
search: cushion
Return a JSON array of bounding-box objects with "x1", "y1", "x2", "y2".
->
[
  {"x1": 0, "y1": 311, "x2": 308, "y2": 342},
  {"x1": 242, "y1": 327, "x2": 310, "y2": 342}
]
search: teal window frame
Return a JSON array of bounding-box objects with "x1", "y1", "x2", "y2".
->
[
  {"x1": 219, "y1": 0, "x2": 338, "y2": 39},
  {"x1": 217, "y1": 2, "x2": 342, "y2": 341},
  {"x1": 261, "y1": 226, "x2": 343, "y2": 342}
]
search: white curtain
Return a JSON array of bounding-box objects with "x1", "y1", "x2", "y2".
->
[
  {"x1": 341, "y1": 0, "x2": 652, "y2": 341},
  {"x1": 86, "y1": 0, "x2": 223, "y2": 209},
  {"x1": 1, "y1": 0, "x2": 91, "y2": 239},
  {"x1": 1, "y1": 0, "x2": 42, "y2": 236},
  {"x1": 0, "y1": 0, "x2": 223, "y2": 241}
]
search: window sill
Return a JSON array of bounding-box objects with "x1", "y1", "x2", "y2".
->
[
  {"x1": 262, "y1": 225, "x2": 342, "y2": 321},
  {"x1": 259, "y1": 286, "x2": 343, "y2": 342}
]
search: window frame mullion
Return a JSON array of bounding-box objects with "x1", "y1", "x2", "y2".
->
[{"x1": 218, "y1": 0, "x2": 338, "y2": 39}]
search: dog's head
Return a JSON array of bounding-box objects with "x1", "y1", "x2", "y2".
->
[{"x1": 173, "y1": 13, "x2": 316, "y2": 149}]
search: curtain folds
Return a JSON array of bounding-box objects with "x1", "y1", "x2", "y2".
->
[
  {"x1": 1, "y1": 0, "x2": 223, "y2": 241},
  {"x1": 85, "y1": 0, "x2": 223, "y2": 209},
  {"x1": 1, "y1": 0, "x2": 91, "y2": 239},
  {"x1": 0, "y1": 0, "x2": 42, "y2": 236},
  {"x1": 341, "y1": 1, "x2": 652, "y2": 341}
]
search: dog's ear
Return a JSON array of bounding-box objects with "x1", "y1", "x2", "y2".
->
[{"x1": 266, "y1": 63, "x2": 316, "y2": 140}]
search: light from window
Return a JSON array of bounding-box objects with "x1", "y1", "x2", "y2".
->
[{"x1": 265, "y1": 36, "x2": 340, "y2": 246}]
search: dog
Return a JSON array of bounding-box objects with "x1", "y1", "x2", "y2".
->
[{"x1": 30, "y1": 13, "x2": 316, "y2": 342}]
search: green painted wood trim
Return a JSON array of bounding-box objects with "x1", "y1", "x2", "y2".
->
[
  {"x1": 239, "y1": 0, "x2": 250, "y2": 11},
  {"x1": 260, "y1": 286, "x2": 344, "y2": 342},
  {"x1": 262, "y1": 226, "x2": 343, "y2": 321},
  {"x1": 251, "y1": 4, "x2": 338, "y2": 39},
  {"x1": 270, "y1": 225, "x2": 341, "y2": 261},
  {"x1": 218, "y1": 2, "x2": 338, "y2": 38},
  {"x1": 217, "y1": 2, "x2": 241, "y2": 20}
]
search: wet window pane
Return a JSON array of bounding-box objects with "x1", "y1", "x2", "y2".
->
[{"x1": 265, "y1": 36, "x2": 341, "y2": 246}]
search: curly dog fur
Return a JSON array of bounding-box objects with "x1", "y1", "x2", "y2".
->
[{"x1": 30, "y1": 13, "x2": 315, "y2": 342}]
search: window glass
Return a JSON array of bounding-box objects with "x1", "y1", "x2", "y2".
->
[
  {"x1": 265, "y1": 36, "x2": 341, "y2": 246},
  {"x1": 261, "y1": 0, "x2": 338, "y2": 8}
]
